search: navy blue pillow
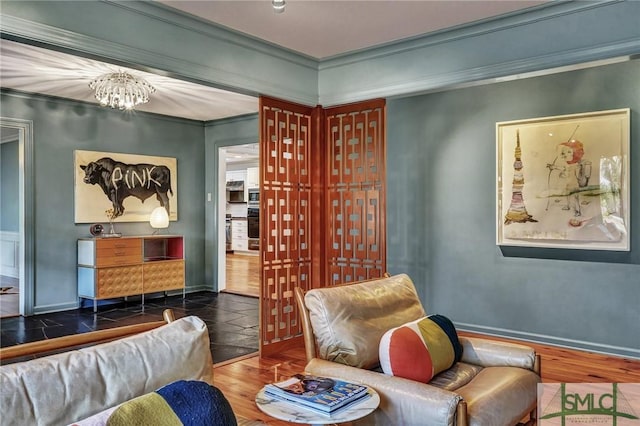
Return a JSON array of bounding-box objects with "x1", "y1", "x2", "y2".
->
[{"x1": 428, "y1": 314, "x2": 463, "y2": 363}]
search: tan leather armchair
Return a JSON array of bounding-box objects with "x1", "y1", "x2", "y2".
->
[{"x1": 294, "y1": 274, "x2": 541, "y2": 426}]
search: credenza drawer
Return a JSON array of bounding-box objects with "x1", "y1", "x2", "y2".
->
[
  {"x1": 96, "y1": 265, "x2": 143, "y2": 298},
  {"x1": 143, "y1": 260, "x2": 185, "y2": 293},
  {"x1": 95, "y1": 238, "x2": 142, "y2": 266},
  {"x1": 96, "y1": 254, "x2": 142, "y2": 267},
  {"x1": 96, "y1": 238, "x2": 142, "y2": 251}
]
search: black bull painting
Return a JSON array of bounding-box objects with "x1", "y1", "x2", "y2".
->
[{"x1": 79, "y1": 157, "x2": 173, "y2": 218}]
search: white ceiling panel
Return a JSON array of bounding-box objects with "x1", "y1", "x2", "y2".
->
[{"x1": 0, "y1": 39, "x2": 258, "y2": 121}]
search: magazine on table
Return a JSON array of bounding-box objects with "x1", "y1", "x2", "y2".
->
[{"x1": 264, "y1": 374, "x2": 369, "y2": 414}]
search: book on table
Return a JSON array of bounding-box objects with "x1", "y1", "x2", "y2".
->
[{"x1": 264, "y1": 374, "x2": 369, "y2": 415}]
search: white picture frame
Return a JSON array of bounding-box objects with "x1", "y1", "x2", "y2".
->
[{"x1": 496, "y1": 109, "x2": 630, "y2": 251}]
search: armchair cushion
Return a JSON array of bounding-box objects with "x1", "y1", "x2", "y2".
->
[
  {"x1": 379, "y1": 314, "x2": 463, "y2": 383},
  {"x1": 305, "y1": 358, "x2": 462, "y2": 426},
  {"x1": 304, "y1": 273, "x2": 425, "y2": 369}
]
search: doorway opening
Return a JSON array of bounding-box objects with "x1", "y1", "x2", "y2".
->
[
  {"x1": 218, "y1": 143, "x2": 260, "y2": 298},
  {"x1": 0, "y1": 117, "x2": 34, "y2": 318},
  {"x1": 0, "y1": 127, "x2": 20, "y2": 317}
]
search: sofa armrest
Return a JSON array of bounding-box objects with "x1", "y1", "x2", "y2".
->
[
  {"x1": 1, "y1": 316, "x2": 213, "y2": 426},
  {"x1": 306, "y1": 358, "x2": 462, "y2": 426},
  {"x1": 459, "y1": 336, "x2": 537, "y2": 371}
]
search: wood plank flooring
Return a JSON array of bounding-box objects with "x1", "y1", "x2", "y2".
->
[
  {"x1": 224, "y1": 253, "x2": 260, "y2": 298},
  {"x1": 214, "y1": 348, "x2": 307, "y2": 425},
  {"x1": 214, "y1": 335, "x2": 640, "y2": 425}
]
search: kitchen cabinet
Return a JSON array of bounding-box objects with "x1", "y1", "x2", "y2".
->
[
  {"x1": 226, "y1": 170, "x2": 246, "y2": 183},
  {"x1": 231, "y1": 219, "x2": 248, "y2": 251},
  {"x1": 77, "y1": 235, "x2": 185, "y2": 312},
  {"x1": 247, "y1": 167, "x2": 259, "y2": 188}
]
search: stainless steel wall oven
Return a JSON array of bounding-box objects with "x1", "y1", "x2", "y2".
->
[{"x1": 247, "y1": 207, "x2": 259, "y2": 250}]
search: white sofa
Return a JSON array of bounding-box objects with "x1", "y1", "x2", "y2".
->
[{"x1": 0, "y1": 313, "x2": 260, "y2": 426}]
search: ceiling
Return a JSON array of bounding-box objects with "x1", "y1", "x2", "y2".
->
[
  {"x1": 0, "y1": 39, "x2": 260, "y2": 122},
  {"x1": 0, "y1": 1, "x2": 546, "y2": 123},
  {"x1": 159, "y1": 0, "x2": 547, "y2": 59},
  {"x1": 223, "y1": 143, "x2": 261, "y2": 165}
]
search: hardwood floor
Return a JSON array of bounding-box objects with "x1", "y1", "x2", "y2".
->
[
  {"x1": 214, "y1": 336, "x2": 640, "y2": 425},
  {"x1": 225, "y1": 252, "x2": 260, "y2": 298},
  {"x1": 214, "y1": 347, "x2": 307, "y2": 425}
]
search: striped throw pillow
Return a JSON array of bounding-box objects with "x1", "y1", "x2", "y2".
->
[{"x1": 379, "y1": 314, "x2": 462, "y2": 383}]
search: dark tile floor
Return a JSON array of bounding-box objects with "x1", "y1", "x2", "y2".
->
[{"x1": 0, "y1": 292, "x2": 259, "y2": 364}]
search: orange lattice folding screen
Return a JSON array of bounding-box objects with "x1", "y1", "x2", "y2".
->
[
  {"x1": 324, "y1": 100, "x2": 386, "y2": 284},
  {"x1": 259, "y1": 97, "x2": 317, "y2": 355},
  {"x1": 259, "y1": 97, "x2": 385, "y2": 356}
]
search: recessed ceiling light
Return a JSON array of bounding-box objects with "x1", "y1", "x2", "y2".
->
[{"x1": 272, "y1": 0, "x2": 285, "y2": 14}]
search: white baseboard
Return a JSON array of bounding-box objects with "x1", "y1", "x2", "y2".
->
[
  {"x1": 33, "y1": 301, "x2": 79, "y2": 315},
  {"x1": 456, "y1": 322, "x2": 640, "y2": 360},
  {"x1": 33, "y1": 287, "x2": 216, "y2": 315}
]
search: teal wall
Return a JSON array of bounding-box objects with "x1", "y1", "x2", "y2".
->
[
  {"x1": 386, "y1": 60, "x2": 640, "y2": 357},
  {"x1": 1, "y1": 140, "x2": 19, "y2": 232},
  {"x1": 0, "y1": 91, "x2": 207, "y2": 312},
  {"x1": 1, "y1": 0, "x2": 639, "y2": 356}
]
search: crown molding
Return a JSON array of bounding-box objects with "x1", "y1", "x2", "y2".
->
[
  {"x1": 105, "y1": 0, "x2": 318, "y2": 69},
  {"x1": 1, "y1": 88, "x2": 205, "y2": 126},
  {"x1": 320, "y1": 1, "x2": 622, "y2": 69},
  {"x1": 318, "y1": 0, "x2": 640, "y2": 105},
  {"x1": 205, "y1": 112, "x2": 258, "y2": 128},
  {"x1": 319, "y1": 38, "x2": 640, "y2": 106}
]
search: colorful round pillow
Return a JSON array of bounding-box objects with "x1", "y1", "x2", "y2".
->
[{"x1": 378, "y1": 314, "x2": 463, "y2": 383}]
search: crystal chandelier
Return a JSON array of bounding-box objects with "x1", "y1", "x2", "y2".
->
[{"x1": 89, "y1": 71, "x2": 156, "y2": 110}]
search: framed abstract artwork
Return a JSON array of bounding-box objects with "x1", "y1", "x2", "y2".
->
[
  {"x1": 496, "y1": 109, "x2": 630, "y2": 250},
  {"x1": 74, "y1": 150, "x2": 178, "y2": 223}
]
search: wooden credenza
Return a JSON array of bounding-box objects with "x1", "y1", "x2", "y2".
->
[{"x1": 77, "y1": 235, "x2": 185, "y2": 312}]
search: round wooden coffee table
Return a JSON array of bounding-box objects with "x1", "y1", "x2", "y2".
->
[{"x1": 255, "y1": 385, "x2": 379, "y2": 425}]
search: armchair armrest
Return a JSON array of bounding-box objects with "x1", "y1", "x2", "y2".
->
[
  {"x1": 459, "y1": 337, "x2": 537, "y2": 372},
  {"x1": 306, "y1": 358, "x2": 462, "y2": 426}
]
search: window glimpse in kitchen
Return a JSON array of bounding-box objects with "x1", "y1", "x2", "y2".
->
[{"x1": 223, "y1": 143, "x2": 259, "y2": 298}]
